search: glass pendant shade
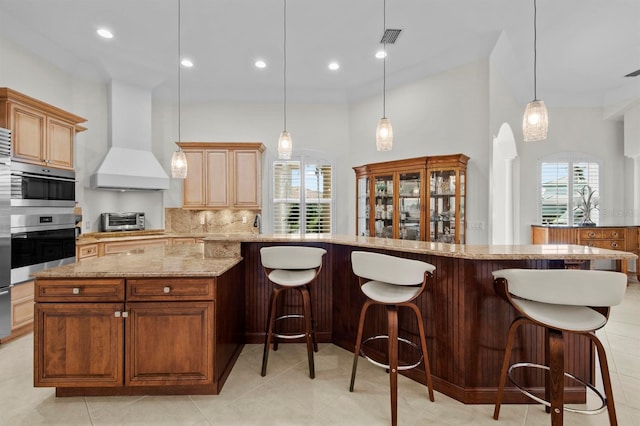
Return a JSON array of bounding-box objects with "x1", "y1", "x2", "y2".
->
[
  {"x1": 278, "y1": 130, "x2": 292, "y2": 160},
  {"x1": 376, "y1": 117, "x2": 393, "y2": 151},
  {"x1": 522, "y1": 99, "x2": 548, "y2": 142},
  {"x1": 171, "y1": 150, "x2": 188, "y2": 178}
]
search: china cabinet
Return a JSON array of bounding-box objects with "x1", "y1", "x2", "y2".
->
[{"x1": 354, "y1": 154, "x2": 468, "y2": 243}]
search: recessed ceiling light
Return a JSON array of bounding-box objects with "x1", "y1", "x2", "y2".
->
[
  {"x1": 375, "y1": 50, "x2": 387, "y2": 59},
  {"x1": 255, "y1": 60, "x2": 267, "y2": 69},
  {"x1": 328, "y1": 62, "x2": 340, "y2": 71},
  {"x1": 96, "y1": 28, "x2": 114, "y2": 39},
  {"x1": 181, "y1": 58, "x2": 194, "y2": 68}
]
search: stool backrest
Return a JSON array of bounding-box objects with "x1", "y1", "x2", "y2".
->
[
  {"x1": 260, "y1": 246, "x2": 326, "y2": 270},
  {"x1": 492, "y1": 269, "x2": 627, "y2": 307},
  {"x1": 351, "y1": 251, "x2": 435, "y2": 286}
]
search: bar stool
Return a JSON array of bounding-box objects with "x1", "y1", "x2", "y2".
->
[
  {"x1": 349, "y1": 251, "x2": 436, "y2": 426},
  {"x1": 492, "y1": 268, "x2": 627, "y2": 426},
  {"x1": 260, "y1": 246, "x2": 326, "y2": 379}
]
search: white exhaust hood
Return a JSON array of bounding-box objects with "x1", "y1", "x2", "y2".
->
[{"x1": 90, "y1": 81, "x2": 169, "y2": 191}]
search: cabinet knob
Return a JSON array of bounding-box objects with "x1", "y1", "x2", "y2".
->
[
  {"x1": 122, "y1": 312, "x2": 129, "y2": 318},
  {"x1": 611, "y1": 242, "x2": 619, "y2": 248},
  {"x1": 72, "y1": 288, "x2": 80, "y2": 294},
  {"x1": 588, "y1": 232, "x2": 596, "y2": 238},
  {"x1": 163, "y1": 286, "x2": 171, "y2": 294},
  {"x1": 114, "y1": 311, "x2": 121, "y2": 317},
  {"x1": 611, "y1": 232, "x2": 619, "y2": 238}
]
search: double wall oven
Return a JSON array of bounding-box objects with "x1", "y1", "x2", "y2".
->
[{"x1": 10, "y1": 162, "x2": 77, "y2": 286}]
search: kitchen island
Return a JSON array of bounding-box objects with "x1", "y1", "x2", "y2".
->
[{"x1": 34, "y1": 235, "x2": 636, "y2": 403}]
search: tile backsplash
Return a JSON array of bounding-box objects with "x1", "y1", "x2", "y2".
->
[{"x1": 165, "y1": 208, "x2": 260, "y2": 234}]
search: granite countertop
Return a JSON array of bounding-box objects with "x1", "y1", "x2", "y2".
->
[
  {"x1": 34, "y1": 244, "x2": 241, "y2": 278},
  {"x1": 203, "y1": 233, "x2": 638, "y2": 261}
]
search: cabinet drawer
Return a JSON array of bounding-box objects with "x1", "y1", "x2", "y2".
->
[
  {"x1": 602, "y1": 228, "x2": 624, "y2": 239},
  {"x1": 35, "y1": 279, "x2": 125, "y2": 302},
  {"x1": 78, "y1": 244, "x2": 98, "y2": 260},
  {"x1": 578, "y1": 229, "x2": 602, "y2": 240},
  {"x1": 583, "y1": 240, "x2": 625, "y2": 251},
  {"x1": 126, "y1": 278, "x2": 215, "y2": 301}
]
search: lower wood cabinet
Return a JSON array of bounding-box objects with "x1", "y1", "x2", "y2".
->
[
  {"x1": 0, "y1": 280, "x2": 35, "y2": 343},
  {"x1": 33, "y1": 276, "x2": 233, "y2": 395}
]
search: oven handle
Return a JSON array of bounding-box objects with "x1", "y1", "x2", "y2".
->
[
  {"x1": 12, "y1": 171, "x2": 76, "y2": 183},
  {"x1": 11, "y1": 225, "x2": 76, "y2": 235},
  {"x1": 0, "y1": 290, "x2": 8, "y2": 296}
]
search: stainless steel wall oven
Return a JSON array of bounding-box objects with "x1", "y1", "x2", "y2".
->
[
  {"x1": 10, "y1": 211, "x2": 76, "y2": 285},
  {"x1": 11, "y1": 161, "x2": 75, "y2": 207},
  {"x1": 0, "y1": 128, "x2": 10, "y2": 338}
]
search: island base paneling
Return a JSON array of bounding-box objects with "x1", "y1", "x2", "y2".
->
[{"x1": 329, "y1": 244, "x2": 591, "y2": 404}]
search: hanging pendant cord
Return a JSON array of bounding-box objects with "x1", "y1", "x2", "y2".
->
[
  {"x1": 177, "y1": 0, "x2": 182, "y2": 143},
  {"x1": 382, "y1": 0, "x2": 386, "y2": 118},
  {"x1": 283, "y1": 0, "x2": 287, "y2": 131},
  {"x1": 533, "y1": 0, "x2": 538, "y2": 101}
]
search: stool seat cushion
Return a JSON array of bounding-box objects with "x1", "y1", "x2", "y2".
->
[
  {"x1": 513, "y1": 298, "x2": 607, "y2": 332},
  {"x1": 362, "y1": 280, "x2": 422, "y2": 304},
  {"x1": 268, "y1": 269, "x2": 317, "y2": 287}
]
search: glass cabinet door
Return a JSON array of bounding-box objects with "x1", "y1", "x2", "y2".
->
[
  {"x1": 357, "y1": 176, "x2": 370, "y2": 236},
  {"x1": 459, "y1": 170, "x2": 465, "y2": 244},
  {"x1": 373, "y1": 175, "x2": 394, "y2": 238},
  {"x1": 430, "y1": 169, "x2": 457, "y2": 243},
  {"x1": 399, "y1": 172, "x2": 421, "y2": 240}
]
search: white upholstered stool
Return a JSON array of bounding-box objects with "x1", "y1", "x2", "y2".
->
[
  {"x1": 349, "y1": 251, "x2": 436, "y2": 426},
  {"x1": 260, "y1": 246, "x2": 326, "y2": 379},
  {"x1": 492, "y1": 268, "x2": 627, "y2": 426}
]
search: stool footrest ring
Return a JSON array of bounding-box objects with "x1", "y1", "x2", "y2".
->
[
  {"x1": 272, "y1": 314, "x2": 308, "y2": 340},
  {"x1": 360, "y1": 335, "x2": 423, "y2": 371},
  {"x1": 507, "y1": 362, "x2": 607, "y2": 415}
]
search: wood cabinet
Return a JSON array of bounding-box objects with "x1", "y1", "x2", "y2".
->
[
  {"x1": 531, "y1": 225, "x2": 639, "y2": 277},
  {"x1": 178, "y1": 142, "x2": 265, "y2": 209},
  {"x1": 0, "y1": 88, "x2": 87, "y2": 170},
  {"x1": 34, "y1": 276, "x2": 222, "y2": 393},
  {"x1": 354, "y1": 154, "x2": 469, "y2": 243},
  {"x1": 11, "y1": 280, "x2": 34, "y2": 331}
]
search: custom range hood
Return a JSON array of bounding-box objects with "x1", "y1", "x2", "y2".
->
[{"x1": 90, "y1": 81, "x2": 169, "y2": 191}]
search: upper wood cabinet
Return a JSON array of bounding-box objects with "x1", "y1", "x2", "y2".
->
[
  {"x1": 0, "y1": 87, "x2": 87, "y2": 170},
  {"x1": 178, "y1": 142, "x2": 265, "y2": 209},
  {"x1": 354, "y1": 154, "x2": 469, "y2": 244}
]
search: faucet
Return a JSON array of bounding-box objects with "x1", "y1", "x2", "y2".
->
[{"x1": 253, "y1": 214, "x2": 262, "y2": 234}]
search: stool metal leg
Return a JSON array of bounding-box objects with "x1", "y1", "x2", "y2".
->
[
  {"x1": 494, "y1": 317, "x2": 528, "y2": 420},
  {"x1": 350, "y1": 299, "x2": 374, "y2": 391},
  {"x1": 299, "y1": 286, "x2": 315, "y2": 379},
  {"x1": 307, "y1": 284, "x2": 319, "y2": 353},
  {"x1": 387, "y1": 305, "x2": 399, "y2": 426}
]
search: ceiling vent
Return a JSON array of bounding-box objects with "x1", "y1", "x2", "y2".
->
[
  {"x1": 625, "y1": 69, "x2": 640, "y2": 78},
  {"x1": 380, "y1": 29, "x2": 402, "y2": 44}
]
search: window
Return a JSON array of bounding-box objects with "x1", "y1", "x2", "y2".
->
[
  {"x1": 539, "y1": 153, "x2": 600, "y2": 226},
  {"x1": 272, "y1": 154, "x2": 333, "y2": 234}
]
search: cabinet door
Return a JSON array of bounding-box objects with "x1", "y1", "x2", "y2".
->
[
  {"x1": 34, "y1": 302, "x2": 124, "y2": 387},
  {"x1": 373, "y1": 174, "x2": 394, "y2": 238},
  {"x1": 10, "y1": 102, "x2": 45, "y2": 164},
  {"x1": 183, "y1": 150, "x2": 206, "y2": 207},
  {"x1": 205, "y1": 149, "x2": 229, "y2": 207},
  {"x1": 399, "y1": 171, "x2": 423, "y2": 240},
  {"x1": 125, "y1": 301, "x2": 214, "y2": 386},
  {"x1": 11, "y1": 280, "x2": 34, "y2": 330},
  {"x1": 47, "y1": 117, "x2": 74, "y2": 170},
  {"x1": 232, "y1": 149, "x2": 261, "y2": 208},
  {"x1": 356, "y1": 176, "x2": 370, "y2": 236}
]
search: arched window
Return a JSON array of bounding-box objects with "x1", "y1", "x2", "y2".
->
[
  {"x1": 539, "y1": 153, "x2": 601, "y2": 226},
  {"x1": 272, "y1": 152, "x2": 334, "y2": 234}
]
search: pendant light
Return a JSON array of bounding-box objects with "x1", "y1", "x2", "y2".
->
[
  {"x1": 277, "y1": 0, "x2": 292, "y2": 160},
  {"x1": 522, "y1": 0, "x2": 548, "y2": 142},
  {"x1": 171, "y1": 0, "x2": 188, "y2": 178},
  {"x1": 376, "y1": 0, "x2": 393, "y2": 151}
]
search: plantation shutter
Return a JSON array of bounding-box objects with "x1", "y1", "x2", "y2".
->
[{"x1": 273, "y1": 161, "x2": 301, "y2": 234}]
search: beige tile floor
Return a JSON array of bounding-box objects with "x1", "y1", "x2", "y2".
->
[{"x1": 1, "y1": 282, "x2": 639, "y2": 425}]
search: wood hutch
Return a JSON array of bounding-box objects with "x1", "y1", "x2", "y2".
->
[{"x1": 354, "y1": 154, "x2": 469, "y2": 243}]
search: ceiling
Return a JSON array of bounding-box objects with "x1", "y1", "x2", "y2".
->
[{"x1": 0, "y1": 0, "x2": 639, "y2": 107}]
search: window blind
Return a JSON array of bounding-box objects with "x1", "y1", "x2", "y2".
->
[{"x1": 272, "y1": 157, "x2": 333, "y2": 234}]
